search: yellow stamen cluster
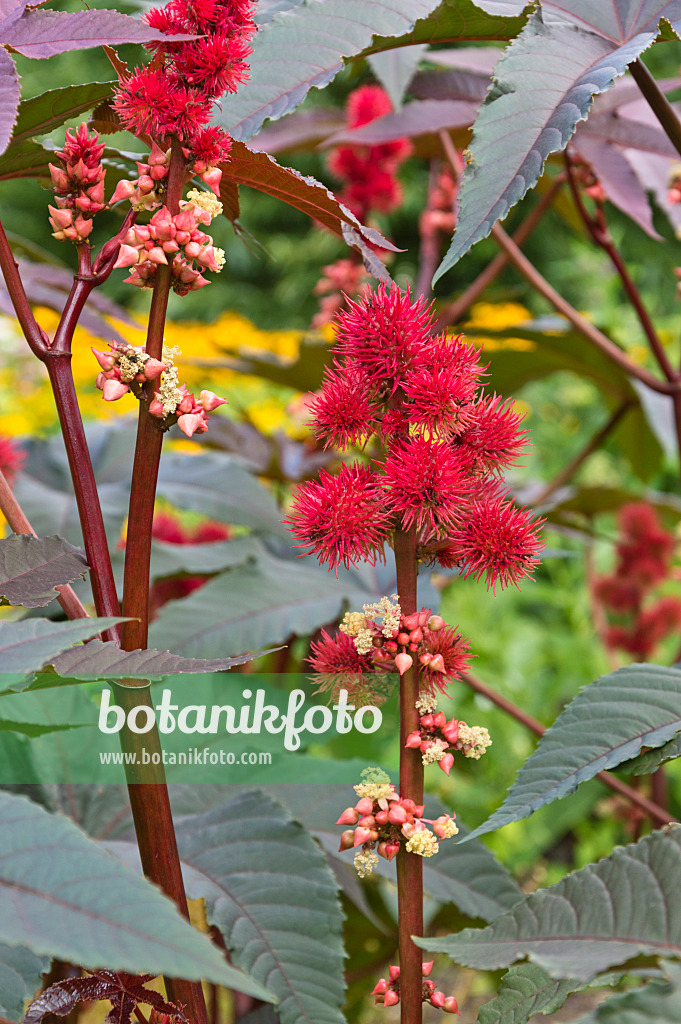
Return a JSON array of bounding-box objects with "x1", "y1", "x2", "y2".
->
[
  {"x1": 458, "y1": 724, "x2": 492, "y2": 759},
  {"x1": 354, "y1": 849, "x2": 379, "y2": 877},
  {"x1": 406, "y1": 830, "x2": 439, "y2": 858},
  {"x1": 340, "y1": 611, "x2": 367, "y2": 637},
  {"x1": 157, "y1": 344, "x2": 183, "y2": 416},
  {"x1": 422, "y1": 738, "x2": 449, "y2": 765},
  {"x1": 363, "y1": 594, "x2": 401, "y2": 638},
  {"x1": 415, "y1": 693, "x2": 438, "y2": 715},
  {"x1": 185, "y1": 188, "x2": 223, "y2": 221}
]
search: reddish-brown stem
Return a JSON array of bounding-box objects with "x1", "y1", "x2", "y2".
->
[
  {"x1": 0, "y1": 218, "x2": 48, "y2": 357},
  {"x1": 0, "y1": 468, "x2": 88, "y2": 621},
  {"x1": 415, "y1": 160, "x2": 443, "y2": 299},
  {"x1": 114, "y1": 140, "x2": 211, "y2": 1024},
  {"x1": 433, "y1": 175, "x2": 566, "y2": 333},
  {"x1": 394, "y1": 526, "x2": 423, "y2": 1024},
  {"x1": 564, "y1": 154, "x2": 675, "y2": 381},
  {"x1": 630, "y1": 59, "x2": 681, "y2": 161},
  {"x1": 489, "y1": 222, "x2": 676, "y2": 396},
  {"x1": 43, "y1": 354, "x2": 121, "y2": 640},
  {"x1": 532, "y1": 400, "x2": 633, "y2": 506},
  {"x1": 460, "y1": 670, "x2": 674, "y2": 825}
]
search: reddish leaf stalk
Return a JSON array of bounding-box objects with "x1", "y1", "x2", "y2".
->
[
  {"x1": 115, "y1": 138, "x2": 211, "y2": 1024},
  {"x1": 394, "y1": 525, "x2": 424, "y2": 1024}
]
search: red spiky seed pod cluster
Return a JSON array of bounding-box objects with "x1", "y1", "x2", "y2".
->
[
  {"x1": 593, "y1": 502, "x2": 681, "y2": 660},
  {"x1": 48, "y1": 124, "x2": 106, "y2": 243},
  {"x1": 372, "y1": 963, "x2": 459, "y2": 1014},
  {"x1": 310, "y1": 601, "x2": 471, "y2": 700},
  {"x1": 286, "y1": 283, "x2": 544, "y2": 593}
]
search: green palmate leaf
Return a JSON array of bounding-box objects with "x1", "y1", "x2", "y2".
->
[
  {"x1": 462, "y1": 664, "x2": 681, "y2": 843},
  {"x1": 277, "y1": 787, "x2": 522, "y2": 923},
  {"x1": 419, "y1": 826, "x2": 681, "y2": 981},
  {"x1": 11, "y1": 81, "x2": 115, "y2": 144},
  {"x1": 626, "y1": 733, "x2": 681, "y2": 775},
  {"x1": 215, "y1": 0, "x2": 444, "y2": 141},
  {"x1": 434, "y1": 1, "x2": 681, "y2": 280},
  {"x1": 0, "y1": 686, "x2": 95, "y2": 737},
  {"x1": 575, "y1": 963, "x2": 681, "y2": 1023},
  {"x1": 364, "y1": 0, "x2": 526, "y2": 56},
  {"x1": 0, "y1": 943, "x2": 47, "y2": 1022},
  {"x1": 0, "y1": 534, "x2": 88, "y2": 608},
  {"x1": 177, "y1": 792, "x2": 345, "y2": 1024},
  {"x1": 367, "y1": 44, "x2": 429, "y2": 109},
  {"x1": 0, "y1": 617, "x2": 127, "y2": 673},
  {"x1": 476, "y1": 963, "x2": 581, "y2": 1024},
  {"x1": 148, "y1": 550, "x2": 371, "y2": 658},
  {"x1": 0, "y1": 790, "x2": 272, "y2": 998}
]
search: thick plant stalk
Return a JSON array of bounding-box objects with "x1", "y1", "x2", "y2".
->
[
  {"x1": 114, "y1": 139, "x2": 212, "y2": 1024},
  {"x1": 394, "y1": 526, "x2": 423, "y2": 1024}
]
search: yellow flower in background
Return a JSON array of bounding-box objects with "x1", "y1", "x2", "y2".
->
[
  {"x1": 0, "y1": 308, "x2": 309, "y2": 438},
  {"x1": 462, "y1": 301, "x2": 537, "y2": 351}
]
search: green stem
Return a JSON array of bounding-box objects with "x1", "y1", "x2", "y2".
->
[{"x1": 394, "y1": 525, "x2": 423, "y2": 1024}]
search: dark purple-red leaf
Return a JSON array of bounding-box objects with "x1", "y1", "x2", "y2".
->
[
  {"x1": 321, "y1": 99, "x2": 478, "y2": 147},
  {"x1": 0, "y1": 48, "x2": 20, "y2": 155},
  {"x1": 49, "y1": 638, "x2": 281, "y2": 678},
  {"x1": 3, "y1": 9, "x2": 194, "y2": 59},
  {"x1": 23, "y1": 971, "x2": 182, "y2": 1024},
  {"x1": 571, "y1": 134, "x2": 661, "y2": 239},
  {"x1": 0, "y1": 534, "x2": 88, "y2": 608}
]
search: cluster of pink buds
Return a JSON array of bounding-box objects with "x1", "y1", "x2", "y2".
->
[
  {"x1": 337, "y1": 771, "x2": 458, "y2": 877},
  {"x1": 406, "y1": 695, "x2": 491, "y2": 774},
  {"x1": 92, "y1": 341, "x2": 166, "y2": 402},
  {"x1": 113, "y1": 194, "x2": 225, "y2": 295},
  {"x1": 48, "y1": 123, "x2": 106, "y2": 243},
  {"x1": 110, "y1": 143, "x2": 224, "y2": 215},
  {"x1": 372, "y1": 963, "x2": 459, "y2": 1014},
  {"x1": 91, "y1": 341, "x2": 226, "y2": 437},
  {"x1": 311, "y1": 596, "x2": 470, "y2": 701}
]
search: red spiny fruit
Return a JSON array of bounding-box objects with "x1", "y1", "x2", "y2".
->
[
  {"x1": 451, "y1": 496, "x2": 544, "y2": 592},
  {"x1": 311, "y1": 364, "x2": 379, "y2": 449},
  {"x1": 334, "y1": 284, "x2": 433, "y2": 391},
  {"x1": 0, "y1": 436, "x2": 24, "y2": 485},
  {"x1": 403, "y1": 343, "x2": 480, "y2": 438},
  {"x1": 161, "y1": 83, "x2": 213, "y2": 139},
  {"x1": 458, "y1": 393, "x2": 527, "y2": 474},
  {"x1": 309, "y1": 629, "x2": 373, "y2": 696},
  {"x1": 148, "y1": 512, "x2": 231, "y2": 616},
  {"x1": 593, "y1": 575, "x2": 641, "y2": 613},
  {"x1": 382, "y1": 435, "x2": 469, "y2": 532},
  {"x1": 638, "y1": 596, "x2": 681, "y2": 645},
  {"x1": 175, "y1": 32, "x2": 252, "y2": 96},
  {"x1": 347, "y1": 85, "x2": 392, "y2": 127},
  {"x1": 189, "y1": 126, "x2": 232, "y2": 165},
  {"x1": 285, "y1": 463, "x2": 392, "y2": 572},
  {"x1": 113, "y1": 66, "x2": 180, "y2": 137},
  {"x1": 419, "y1": 627, "x2": 472, "y2": 696}
]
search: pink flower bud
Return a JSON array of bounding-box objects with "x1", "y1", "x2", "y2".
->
[
  {"x1": 409, "y1": 627, "x2": 423, "y2": 643},
  {"x1": 114, "y1": 244, "x2": 141, "y2": 269},
  {"x1": 419, "y1": 652, "x2": 433, "y2": 665},
  {"x1": 202, "y1": 165, "x2": 223, "y2": 193},
  {"x1": 338, "y1": 829, "x2": 355, "y2": 852},
  {"x1": 402, "y1": 612, "x2": 420, "y2": 630},
  {"x1": 433, "y1": 712, "x2": 446, "y2": 728},
  {"x1": 384, "y1": 991, "x2": 399, "y2": 1008},
  {"x1": 420, "y1": 714, "x2": 434, "y2": 729},
  {"x1": 110, "y1": 179, "x2": 136, "y2": 204},
  {"x1": 48, "y1": 163, "x2": 69, "y2": 191},
  {"x1": 149, "y1": 397, "x2": 165, "y2": 418},
  {"x1": 405, "y1": 731, "x2": 422, "y2": 749},
  {"x1": 374, "y1": 810, "x2": 389, "y2": 825},
  {"x1": 371, "y1": 979, "x2": 388, "y2": 996},
  {"x1": 151, "y1": 164, "x2": 168, "y2": 181},
  {"x1": 401, "y1": 798, "x2": 416, "y2": 813},
  {"x1": 429, "y1": 654, "x2": 446, "y2": 674},
  {"x1": 413, "y1": 805, "x2": 425, "y2": 818},
  {"x1": 174, "y1": 208, "x2": 197, "y2": 232},
  {"x1": 383, "y1": 841, "x2": 400, "y2": 861},
  {"x1": 178, "y1": 392, "x2": 195, "y2": 414},
  {"x1": 438, "y1": 753, "x2": 455, "y2": 776},
  {"x1": 395, "y1": 652, "x2": 413, "y2": 676},
  {"x1": 443, "y1": 997, "x2": 460, "y2": 1014},
  {"x1": 134, "y1": 225, "x2": 151, "y2": 243},
  {"x1": 430, "y1": 991, "x2": 446, "y2": 1008},
  {"x1": 148, "y1": 140, "x2": 169, "y2": 166},
  {"x1": 336, "y1": 807, "x2": 359, "y2": 826},
  {"x1": 175, "y1": 230, "x2": 191, "y2": 245},
  {"x1": 442, "y1": 721, "x2": 459, "y2": 744},
  {"x1": 91, "y1": 347, "x2": 115, "y2": 370},
  {"x1": 357, "y1": 815, "x2": 376, "y2": 829},
  {"x1": 429, "y1": 615, "x2": 445, "y2": 631},
  {"x1": 397, "y1": 632, "x2": 410, "y2": 646},
  {"x1": 177, "y1": 413, "x2": 206, "y2": 437},
  {"x1": 388, "y1": 966, "x2": 400, "y2": 982},
  {"x1": 102, "y1": 378, "x2": 129, "y2": 402},
  {"x1": 355, "y1": 797, "x2": 374, "y2": 816},
  {"x1": 199, "y1": 389, "x2": 227, "y2": 412},
  {"x1": 143, "y1": 358, "x2": 166, "y2": 380},
  {"x1": 353, "y1": 827, "x2": 374, "y2": 848},
  {"x1": 87, "y1": 180, "x2": 105, "y2": 204},
  {"x1": 388, "y1": 804, "x2": 408, "y2": 825},
  {"x1": 146, "y1": 246, "x2": 168, "y2": 266},
  {"x1": 421, "y1": 962, "x2": 433, "y2": 977},
  {"x1": 48, "y1": 205, "x2": 73, "y2": 229},
  {"x1": 184, "y1": 240, "x2": 202, "y2": 259},
  {"x1": 162, "y1": 240, "x2": 180, "y2": 253}
]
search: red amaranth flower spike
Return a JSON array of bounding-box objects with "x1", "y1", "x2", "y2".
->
[{"x1": 285, "y1": 463, "x2": 392, "y2": 573}]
